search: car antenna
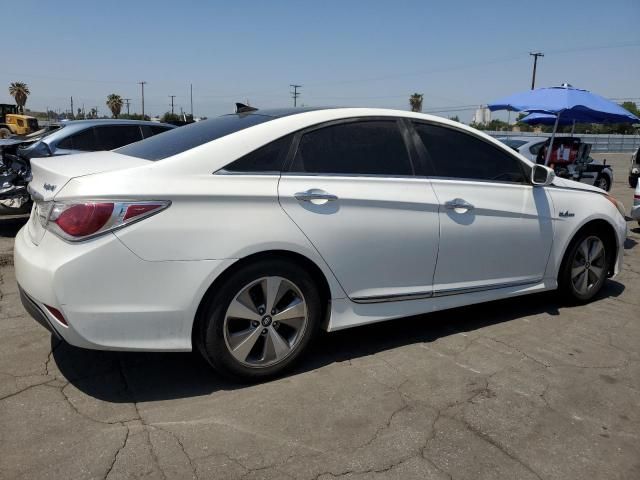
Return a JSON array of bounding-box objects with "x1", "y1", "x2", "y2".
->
[{"x1": 235, "y1": 103, "x2": 258, "y2": 114}]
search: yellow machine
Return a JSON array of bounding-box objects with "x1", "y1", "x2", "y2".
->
[{"x1": 0, "y1": 104, "x2": 39, "y2": 138}]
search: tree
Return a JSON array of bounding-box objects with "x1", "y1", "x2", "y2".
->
[
  {"x1": 9, "y1": 82, "x2": 30, "y2": 113},
  {"x1": 106, "y1": 94, "x2": 124, "y2": 118},
  {"x1": 448, "y1": 115, "x2": 460, "y2": 123},
  {"x1": 161, "y1": 112, "x2": 180, "y2": 123},
  {"x1": 409, "y1": 93, "x2": 423, "y2": 112},
  {"x1": 89, "y1": 107, "x2": 98, "y2": 119}
]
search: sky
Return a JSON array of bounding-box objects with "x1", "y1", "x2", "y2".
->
[{"x1": 2, "y1": 0, "x2": 639, "y2": 122}]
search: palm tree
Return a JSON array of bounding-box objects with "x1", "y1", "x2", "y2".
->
[
  {"x1": 409, "y1": 93, "x2": 423, "y2": 112},
  {"x1": 106, "y1": 94, "x2": 124, "y2": 118},
  {"x1": 9, "y1": 82, "x2": 30, "y2": 113}
]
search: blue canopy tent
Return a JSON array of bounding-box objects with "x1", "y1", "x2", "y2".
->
[{"x1": 488, "y1": 84, "x2": 639, "y2": 165}]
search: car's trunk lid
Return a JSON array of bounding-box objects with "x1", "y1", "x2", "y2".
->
[
  {"x1": 28, "y1": 151, "x2": 151, "y2": 201},
  {"x1": 26, "y1": 151, "x2": 152, "y2": 245}
]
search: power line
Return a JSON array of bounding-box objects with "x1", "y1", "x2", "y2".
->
[{"x1": 290, "y1": 84, "x2": 301, "y2": 107}]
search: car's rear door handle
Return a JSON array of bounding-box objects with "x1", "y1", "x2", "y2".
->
[
  {"x1": 444, "y1": 198, "x2": 475, "y2": 211},
  {"x1": 294, "y1": 190, "x2": 338, "y2": 202}
]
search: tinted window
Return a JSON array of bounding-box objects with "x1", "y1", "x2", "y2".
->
[
  {"x1": 95, "y1": 125, "x2": 142, "y2": 150},
  {"x1": 500, "y1": 139, "x2": 527, "y2": 149},
  {"x1": 57, "y1": 128, "x2": 98, "y2": 151},
  {"x1": 529, "y1": 141, "x2": 544, "y2": 155},
  {"x1": 141, "y1": 125, "x2": 172, "y2": 139},
  {"x1": 414, "y1": 123, "x2": 526, "y2": 183},
  {"x1": 289, "y1": 121, "x2": 413, "y2": 176},
  {"x1": 224, "y1": 135, "x2": 292, "y2": 173},
  {"x1": 116, "y1": 114, "x2": 273, "y2": 161}
]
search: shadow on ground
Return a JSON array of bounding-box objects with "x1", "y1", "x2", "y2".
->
[
  {"x1": 52, "y1": 279, "x2": 625, "y2": 404},
  {"x1": 0, "y1": 216, "x2": 28, "y2": 237}
]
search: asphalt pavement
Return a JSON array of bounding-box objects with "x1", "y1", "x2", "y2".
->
[{"x1": 0, "y1": 153, "x2": 638, "y2": 480}]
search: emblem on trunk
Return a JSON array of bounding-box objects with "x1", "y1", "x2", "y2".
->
[{"x1": 43, "y1": 183, "x2": 57, "y2": 192}]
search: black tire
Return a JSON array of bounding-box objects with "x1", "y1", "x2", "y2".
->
[
  {"x1": 196, "y1": 259, "x2": 323, "y2": 381},
  {"x1": 595, "y1": 175, "x2": 611, "y2": 192},
  {"x1": 558, "y1": 229, "x2": 611, "y2": 303},
  {"x1": 0, "y1": 128, "x2": 11, "y2": 139},
  {"x1": 630, "y1": 176, "x2": 639, "y2": 188}
]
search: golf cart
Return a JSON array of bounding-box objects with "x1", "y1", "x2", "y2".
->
[{"x1": 536, "y1": 137, "x2": 613, "y2": 191}]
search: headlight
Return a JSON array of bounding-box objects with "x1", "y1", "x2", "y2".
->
[{"x1": 604, "y1": 194, "x2": 626, "y2": 219}]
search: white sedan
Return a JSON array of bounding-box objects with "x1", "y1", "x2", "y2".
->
[{"x1": 15, "y1": 107, "x2": 628, "y2": 379}]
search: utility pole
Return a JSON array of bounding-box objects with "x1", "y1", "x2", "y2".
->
[
  {"x1": 124, "y1": 98, "x2": 131, "y2": 116},
  {"x1": 529, "y1": 52, "x2": 544, "y2": 90},
  {"x1": 169, "y1": 95, "x2": 176, "y2": 115},
  {"x1": 290, "y1": 84, "x2": 301, "y2": 107},
  {"x1": 70, "y1": 96, "x2": 74, "y2": 118},
  {"x1": 190, "y1": 83, "x2": 193, "y2": 118},
  {"x1": 138, "y1": 81, "x2": 147, "y2": 118}
]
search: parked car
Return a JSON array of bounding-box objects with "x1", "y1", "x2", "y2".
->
[
  {"x1": 15, "y1": 107, "x2": 627, "y2": 380},
  {"x1": 629, "y1": 146, "x2": 639, "y2": 188},
  {"x1": 496, "y1": 136, "x2": 546, "y2": 162},
  {"x1": 15, "y1": 119, "x2": 175, "y2": 159},
  {"x1": 497, "y1": 135, "x2": 613, "y2": 191},
  {"x1": 0, "y1": 120, "x2": 175, "y2": 215},
  {"x1": 631, "y1": 180, "x2": 640, "y2": 226}
]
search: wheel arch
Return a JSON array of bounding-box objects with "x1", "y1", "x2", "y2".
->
[
  {"x1": 192, "y1": 249, "x2": 334, "y2": 347},
  {"x1": 558, "y1": 218, "x2": 618, "y2": 280}
]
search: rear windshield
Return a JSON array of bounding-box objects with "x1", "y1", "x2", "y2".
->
[{"x1": 115, "y1": 114, "x2": 273, "y2": 160}]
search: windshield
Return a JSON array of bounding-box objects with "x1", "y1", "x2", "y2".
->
[{"x1": 116, "y1": 114, "x2": 274, "y2": 160}]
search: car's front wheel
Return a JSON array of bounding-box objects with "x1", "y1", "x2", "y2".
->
[
  {"x1": 559, "y1": 231, "x2": 610, "y2": 302},
  {"x1": 595, "y1": 175, "x2": 611, "y2": 191},
  {"x1": 197, "y1": 259, "x2": 322, "y2": 380}
]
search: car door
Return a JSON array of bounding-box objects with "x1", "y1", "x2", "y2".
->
[
  {"x1": 278, "y1": 118, "x2": 440, "y2": 302},
  {"x1": 411, "y1": 122, "x2": 554, "y2": 294}
]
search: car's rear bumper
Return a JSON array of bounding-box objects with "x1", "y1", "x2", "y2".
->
[{"x1": 14, "y1": 225, "x2": 234, "y2": 351}]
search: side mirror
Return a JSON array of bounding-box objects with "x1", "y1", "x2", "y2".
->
[{"x1": 531, "y1": 164, "x2": 555, "y2": 186}]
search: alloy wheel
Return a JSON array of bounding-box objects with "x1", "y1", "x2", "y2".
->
[
  {"x1": 223, "y1": 276, "x2": 308, "y2": 368},
  {"x1": 571, "y1": 236, "x2": 606, "y2": 296},
  {"x1": 596, "y1": 177, "x2": 609, "y2": 191}
]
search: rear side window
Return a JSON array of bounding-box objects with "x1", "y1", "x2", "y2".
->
[
  {"x1": 414, "y1": 123, "x2": 526, "y2": 183},
  {"x1": 529, "y1": 142, "x2": 544, "y2": 155},
  {"x1": 95, "y1": 125, "x2": 143, "y2": 150},
  {"x1": 288, "y1": 120, "x2": 413, "y2": 176},
  {"x1": 116, "y1": 114, "x2": 273, "y2": 161},
  {"x1": 223, "y1": 135, "x2": 292, "y2": 173},
  {"x1": 141, "y1": 125, "x2": 173, "y2": 138},
  {"x1": 57, "y1": 128, "x2": 98, "y2": 151}
]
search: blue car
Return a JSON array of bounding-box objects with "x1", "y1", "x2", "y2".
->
[
  {"x1": 0, "y1": 120, "x2": 175, "y2": 214},
  {"x1": 17, "y1": 119, "x2": 175, "y2": 159}
]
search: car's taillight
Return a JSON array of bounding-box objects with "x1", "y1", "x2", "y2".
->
[
  {"x1": 45, "y1": 200, "x2": 170, "y2": 241},
  {"x1": 55, "y1": 203, "x2": 114, "y2": 237}
]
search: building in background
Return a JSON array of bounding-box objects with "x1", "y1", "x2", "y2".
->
[{"x1": 472, "y1": 106, "x2": 491, "y2": 124}]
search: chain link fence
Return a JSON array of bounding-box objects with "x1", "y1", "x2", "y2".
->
[{"x1": 486, "y1": 131, "x2": 640, "y2": 153}]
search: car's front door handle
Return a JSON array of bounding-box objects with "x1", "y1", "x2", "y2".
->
[
  {"x1": 444, "y1": 198, "x2": 475, "y2": 211},
  {"x1": 294, "y1": 190, "x2": 338, "y2": 203}
]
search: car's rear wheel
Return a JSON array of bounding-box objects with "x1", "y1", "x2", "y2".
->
[
  {"x1": 559, "y1": 231, "x2": 610, "y2": 302},
  {"x1": 0, "y1": 128, "x2": 11, "y2": 139},
  {"x1": 197, "y1": 259, "x2": 322, "y2": 380}
]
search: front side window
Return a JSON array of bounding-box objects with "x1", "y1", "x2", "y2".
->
[
  {"x1": 529, "y1": 142, "x2": 545, "y2": 155},
  {"x1": 95, "y1": 125, "x2": 143, "y2": 150},
  {"x1": 414, "y1": 123, "x2": 527, "y2": 183},
  {"x1": 288, "y1": 120, "x2": 413, "y2": 176}
]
